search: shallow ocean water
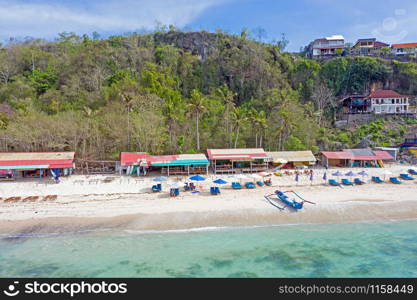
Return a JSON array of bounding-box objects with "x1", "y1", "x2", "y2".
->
[{"x1": 1, "y1": 220, "x2": 417, "y2": 277}]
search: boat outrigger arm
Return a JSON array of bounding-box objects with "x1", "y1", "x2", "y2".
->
[{"x1": 264, "y1": 190, "x2": 316, "y2": 211}]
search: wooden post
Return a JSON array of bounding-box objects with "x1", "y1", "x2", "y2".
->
[
  {"x1": 168, "y1": 166, "x2": 170, "y2": 177},
  {"x1": 187, "y1": 165, "x2": 190, "y2": 176},
  {"x1": 206, "y1": 164, "x2": 208, "y2": 175}
]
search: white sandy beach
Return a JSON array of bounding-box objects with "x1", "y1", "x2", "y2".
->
[{"x1": 0, "y1": 164, "x2": 416, "y2": 234}]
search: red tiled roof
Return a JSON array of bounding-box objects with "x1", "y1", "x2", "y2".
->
[
  {"x1": 0, "y1": 152, "x2": 75, "y2": 169},
  {"x1": 322, "y1": 150, "x2": 393, "y2": 161},
  {"x1": 321, "y1": 152, "x2": 353, "y2": 160},
  {"x1": 392, "y1": 42, "x2": 417, "y2": 49},
  {"x1": 372, "y1": 151, "x2": 394, "y2": 160},
  {"x1": 366, "y1": 90, "x2": 410, "y2": 99}
]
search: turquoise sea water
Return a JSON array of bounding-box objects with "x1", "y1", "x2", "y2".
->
[{"x1": 1, "y1": 220, "x2": 417, "y2": 277}]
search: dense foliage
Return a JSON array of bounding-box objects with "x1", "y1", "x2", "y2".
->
[{"x1": 0, "y1": 31, "x2": 416, "y2": 160}]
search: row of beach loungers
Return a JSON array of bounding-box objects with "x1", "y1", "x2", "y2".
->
[
  {"x1": 329, "y1": 169, "x2": 416, "y2": 186},
  {"x1": 152, "y1": 180, "x2": 273, "y2": 197},
  {"x1": 1, "y1": 195, "x2": 58, "y2": 203}
]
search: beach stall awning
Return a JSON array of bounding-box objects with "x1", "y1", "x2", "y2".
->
[
  {"x1": 0, "y1": 165, "x2": 49, "y2": 170},
  {"x1": 149, "y1": 154, "x2": 209, "y2": 167},
  {"x1": 267, "y1": 151, "x2": 317, "y2": 163},
  {"x1": 206, "y1": 148, "x2": 268, "y2": 161},
  {"x1": 0, "y1": 152, "x2": 75, "y2": 169}
]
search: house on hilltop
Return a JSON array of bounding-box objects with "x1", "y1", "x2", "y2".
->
[
  {"x1": 351, "y1": 38, "x2": 389, "y2": 56},
  {"x1": 391, "y1": 42, "x2": 417, "y2": 56},
  {"x1": 307, "y1": 35, "x2": 348, "y2": 58}
]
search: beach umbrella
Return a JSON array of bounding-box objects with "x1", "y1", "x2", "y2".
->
[
  {"x1": 332, "y1": 171, "x2": 343, "y2": 177},
  {"x1": 213, "y1": 178, "x2": 228, "y2": 185},
  {"x1": 169, "y1": 181, "x2": 185, "y2": 189},
  {"x1": 189, "y1": 175, "x2": 206, "y2": 182},
  {"x1": 345, "y1": 171, "x2": 356, "y2": 177},
  {"x1": 153, "y1": 176, "x2": 168, "y2": 182},
  {"x1": 357, "y1": 171, "x2": 368, "y2": 176}
]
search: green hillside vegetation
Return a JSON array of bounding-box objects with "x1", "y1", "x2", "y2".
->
[{"x1": 0, "y1": 30, "x2": 416, "y2": 160}]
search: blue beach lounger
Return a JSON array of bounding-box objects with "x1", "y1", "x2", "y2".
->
[
  {"x1": 245, "y1": 182, "x2": 256, "y2": 189},
  {"x1": 152, "y1": 183, "x2": 162, "y2": 192},
  {"x1": 341, "y1": 179, "x2": 354, "y2": 186},
  {"x1": 256, "y1": 181, "x2": 264, "y2": 187},
  {"x1": 390, "y1": 177, "x2": 402, "y2": 184},
  {"x1": 400, "y1": 174, "x2": 415, "y2": 180},
  {"x1": 232, "y1": 182, "x2": 242, "y2": 189},
  {"x1": 408, "y1": 169, "x2": 417, "y2": 175},
  {"x1": 372, "y1": 176, "x2": 384, "y2": 183},
  {"x1": 328, "y1": 179, "x2": 341, "y2": 186},
  {"x1": 354, "y1": 178, "x2": 365, "y2": 185}
]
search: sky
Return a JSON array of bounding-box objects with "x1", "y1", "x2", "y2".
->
[{"x1": 1, "y1": 0, "x2": 417, "y2": 51}]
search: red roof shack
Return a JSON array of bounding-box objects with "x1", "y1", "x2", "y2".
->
[
  {"x1": 321, "y1": 149, "x2": 393, "y2": 167},
  {"x1": 0, "y1": 152, "x2": 75, "y2": 170},
  {"x1": 0, "y1": 152, "x2": 75, "y2": 179}
]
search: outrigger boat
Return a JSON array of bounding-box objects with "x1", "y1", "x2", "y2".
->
[{"x1": 264, "y1": 190, "x2": 315, "y2": 211}]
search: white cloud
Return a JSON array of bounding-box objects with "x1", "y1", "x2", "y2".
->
[{"x1": 0, "y1": 0, "x2": 230, "y2": 39}]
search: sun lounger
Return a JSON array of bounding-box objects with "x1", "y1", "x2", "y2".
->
[
  {"x1": 408, "y1": 169, "x2": 417, "y2": 175},
  {"x1": 264, "y1": 180, "x2": 272, "y2": 186},
  {"x1": 390, "y1": 177, "x2": 402, "y2": 184},
  {"x1": 210, "y1": 187, "x2": 220, "y2": 195},
  {"x1": 256, "y1": 181, "x2": 264, "y2": 187},
  {"x1": 152, "y1": 183, "x2": 162, "y2": 193},
  {"x1": 328, "y1": 179, "x2": 341, "y2": 186},
  {"x1": 372, "y1": 176, "x2": 384, "y2": 183},
  {"x1": 400, "y1": 174, "x2": 415, "y2": 180},
  {"x1": 232, "y1": 182, "x2": 242, "y2": 189},
  {"x1": 170, "y1": 188, "x2": 180, "y2": 197},
  {"x1": 354, "y1": 178, "x2": 365, "y2": 185},
  {"x1": 245, "y1": 182, "x2": 256, "y2": 189},
  {"x1": 341, "y1": 179, "x2": 354, "y2": 186}
]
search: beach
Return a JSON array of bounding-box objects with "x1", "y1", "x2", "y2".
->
[{"x1": 1, "y1": 165, "x2": 416, "y2": 235}]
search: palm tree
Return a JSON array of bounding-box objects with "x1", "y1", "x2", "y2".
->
[
  {"x1": 215, "y1": 84, "x2": 236, "y2": 147},
  {"x1": 231, "y1": 106, "x2": 248, "y2": 148},
  {"x1": 188, "y1": 89, "x2": 207, "y2": 150},
  {"x1": 121, "y1": 91, "x2": 137, "y2": 151},
  {"x1": 249, "y1": 109, "x2": 268, "y2": 148}
]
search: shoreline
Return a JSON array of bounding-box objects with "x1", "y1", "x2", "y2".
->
[
  {"x1": 1, "y1": 165, "x2": 417, "y2": 236},
  {"x1": 1, "y1": 194, "x2": 417, "y2": 236}
]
